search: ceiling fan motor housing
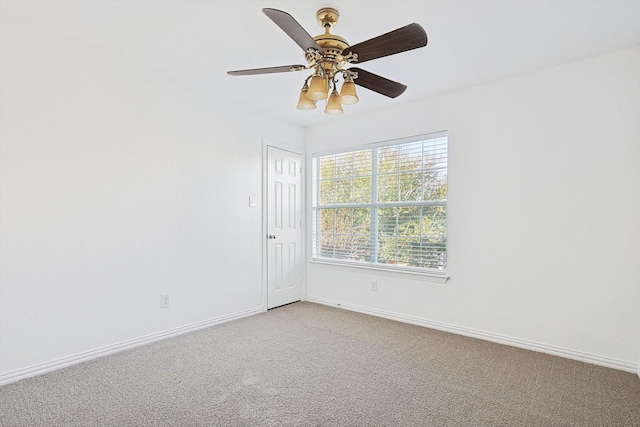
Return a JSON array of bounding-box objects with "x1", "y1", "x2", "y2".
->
[{"x1": 312, "y1": 8, "x2": 350, "y2": 71}]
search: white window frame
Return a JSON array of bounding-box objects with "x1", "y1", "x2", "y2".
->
[{"x1": 311, "y1": 132, "x2": 449, "y2": 283}]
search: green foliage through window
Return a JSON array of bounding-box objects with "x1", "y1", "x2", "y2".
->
[{"x1": 312, "y1": 135, "x2": 447, "y2": 271}]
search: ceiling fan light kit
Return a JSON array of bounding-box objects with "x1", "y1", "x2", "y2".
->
[
  {"x1": 307, "y1": 72, "x2": 330, "y2": 101},
  {"x1": 228, "y1": 7, "x2": 428, "y2": 115},
  {"x1": 338, "y1": 78, "x2": 359, "y2": 105},
  {"x1": 325, "y1": 87, "x2": 344, "y2": 115},
  {"x1": 296, "y1": 83, "x2": 317, "y2": 110}
]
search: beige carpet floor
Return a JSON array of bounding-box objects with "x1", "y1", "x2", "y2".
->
[{"x1": 1, "y1": 301, "x2": 639, "y2": 426}]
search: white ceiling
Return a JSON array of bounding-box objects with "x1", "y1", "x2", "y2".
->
[{"x1": 3, "y1": 0, "x2": 640, "y2": 127}]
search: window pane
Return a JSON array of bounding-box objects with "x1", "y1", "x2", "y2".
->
[
  {"x1": 352, "y1": 235, "x2": 371, "y2": 262},
  {"x1": 319, "y1": 208, "x2": 335, "y2": 234},
  {"x1": 378, "y1": 173, "x2": 398, "y2": 202},
  {"x1": 333, "y1": 235, "x2": 352, "y2": 259},
  {"x1": 396, "y1": 237, "x2": 420, "y2": 266},
  {"x1": 317, "y1": 207, "x2": 371, "y2": 262},
  {"x1": 399, "y1": 141, "x2": 423, "y2": 171},
  {"x1": 375, "y1": 205, "x2": 446, "y2": 269},
  {"x1": 421, "y1": 205, "x2": 447, "y2": 240},
  {"x1": 319, "y1": 156, "x2": 336, "y2": 180},
  {"x1": 320, "y1": 235, "x2": 334, "y2": 258},
  {"x1": 396, "y1": 206, "x2": 421, "y2": 237},
  {"x1": 423, "y1": 169, "x2": 447, "y2": 201},
  {"x1": 352, "y1": 208, "x2": 370, "y2": 234},
  {"x1": 353, "y1": 177, "x2": 371, "y2": 203},
  {"x1": 319, "y1": 180, "x2": 335, "y2": 205},
  {"x1": 419, "y1": 206, "x2": 447, "y2": 269},
  {"x1": 377, "y1": 206, "x2": 419, "y2": 265},
  {"x1": 378, "y1": 146, "x2": 399, "y2": 173},
  {"x1": 334, "y1": 208, "x2": 352, "y2": 234},
  {"x1": 398, "y1": 172, "x2": 422, "y2": 201},
  {"x1": 335, "y1": 179, "x2": 353, "y2": 204},
  {"x1": 318, "y1": 149, "x2": 374, "y2": 207},
  {"x1": 377, "y1": 207, "x2": 398, "y2": 264},
  {"x1": 335, "y1": 153, "x2": 354, "y2": 178},
  {"x1": 353, "y1": 150, "x2": 372, "y2": 176},
  {"x1": 423, "y1": 137, "x2": 448, "y2": 170}
]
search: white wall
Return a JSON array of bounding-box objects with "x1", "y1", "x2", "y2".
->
[
  {"x1": 0, "y1": 15, "x2": 304, "y2": 380},
  {"x1": 305, "y1": 47, "x2": 640, "y2": 371}
]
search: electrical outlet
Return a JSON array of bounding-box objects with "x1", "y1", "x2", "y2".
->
[
  {"x1": 370, "y1": 280, "x2": 377, "y2": 291},
  {"x1": 160, "y1": 293, "x2": 170, "y2": 308}
]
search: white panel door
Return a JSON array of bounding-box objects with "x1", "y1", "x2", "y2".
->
[{"x1": 267, "y1": 146, "x2": 302, "y2": 309}]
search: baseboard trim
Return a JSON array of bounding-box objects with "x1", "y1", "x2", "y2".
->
[
  {"x1": 0, "y1": 306, "x2": 263, "y2": 386},
  {"x1": 306, "y1": 296, "x2": 638, "y2": 374}
]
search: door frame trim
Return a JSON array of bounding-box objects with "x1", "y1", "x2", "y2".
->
[{"x1": 262, "y1": 139, "x2": 305, "y2": 311}]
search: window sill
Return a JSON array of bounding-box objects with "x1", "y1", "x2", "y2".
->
[{"x1": 309, "y1": 259, "x2": 450, "y2": 284}]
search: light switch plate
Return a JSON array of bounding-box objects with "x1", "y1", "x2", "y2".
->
[{"x1": 249, "y1": 196, "x2": 256, "y2": 207}]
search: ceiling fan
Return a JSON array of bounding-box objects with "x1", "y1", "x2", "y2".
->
[{"x1": 227, "y1": 7, "x2": 428, "y2": 115}]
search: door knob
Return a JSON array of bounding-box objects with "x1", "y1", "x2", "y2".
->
[{"x1": 268, "y1": 234, "x2": 276, "y2": 239}]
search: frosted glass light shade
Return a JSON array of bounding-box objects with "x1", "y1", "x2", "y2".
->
[
  {"x1": 296, "y1": 88, "x2": 317, "y2": 110},
  {"x1": 307, "y1": 75, "x2": 329, "y2": 100},
  {"x1": 324, "y1": 89, "x2": 343, "y2": 115},
  {"x1": 339, "y1": 81, "x2": 359, "y2": 105}
]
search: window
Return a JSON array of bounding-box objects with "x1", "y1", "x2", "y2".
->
[{"x1": 312, "y1": 134, "x2": 447, "y2": 275}]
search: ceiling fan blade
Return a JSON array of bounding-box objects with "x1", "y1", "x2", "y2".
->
[
  {"x1": 350, "y1": 68, "x2": 407, "y2": 98},
  {"x1": 342, "y1": 23, "x2": 427, "y2": 64},
  {"x1": 262, "y1": 8, "x2": 324, "y2": 54},
  {"x1": 227, "y1": 65, "x2": 307, "y2": 76}
]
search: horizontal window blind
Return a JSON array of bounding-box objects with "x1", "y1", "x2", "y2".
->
[{"x1": 312, "y1": 135, "x2": 447, "y2": 272}]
